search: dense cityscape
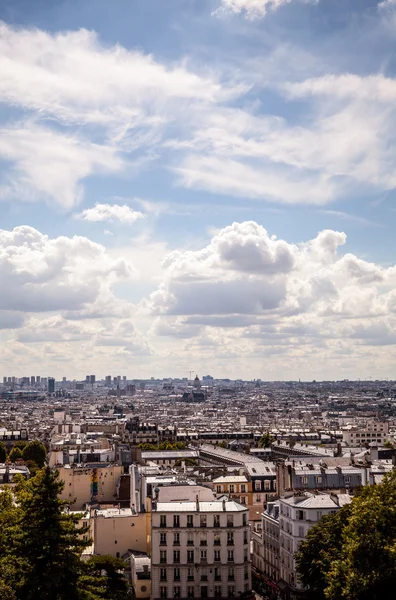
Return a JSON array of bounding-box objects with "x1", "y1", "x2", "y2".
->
[{"x1": 1, "y1": 374, "x2": 396, "y2": 598}]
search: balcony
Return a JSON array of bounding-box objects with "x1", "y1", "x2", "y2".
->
[
  {"x1": 201, "y1": 575, "x2": 208, "y2": 582},
  {"x1": 187, "y1": 540, "x2": 194, "y2": 546},
  {"x1": 228, "y1": 576, "x2": 235, "y2": 582},
  {"x1": 213, "y1": 522, "x2": 221, "y2": 528},
  {"x1": 173, "y1": 542, "x2": 181, "y2": 546},
  {"x1": 187, "y1": 522, "x2": 194, "y2": 528},
  {"x1": 227, "y1": 540, "x2": 234, "y2": 546},
  {"x1": 227, "y1": 558, "x2": 234, "y2": 564},
  {"x1": 187, "y1": 576, "x2": 194, "y2": 581},
  {"x1": 214, "y1": 576, "x2": 222, "y2": 582},
  {"x1": 174, "y1": 577, "x2": 181, "y2": 582},
  {"x1": 214, "y1": 540, "x2": 221, "y2": 546},
  {"x1": 200, "y1": 541, "x2": 208, "y2": 546},
  {"x1": 160, "y1": 541, "x2": 167, "y2": 546}
]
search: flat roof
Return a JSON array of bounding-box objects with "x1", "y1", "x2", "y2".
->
[{"x1": 155, "y1": 500, "x2": 247, "y2": 512}]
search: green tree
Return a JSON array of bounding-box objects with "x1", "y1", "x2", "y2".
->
[
  {"x1": 326, "y1": 472, "x2": 396, "y2": 600},
  {"x1": 297, "y1": 472, "x2": 396, "y2": 600},
  {"x1": 258, "y1": 433, "x2": 274, "y2": 448},
  {"x1": 8, "y1": 446, "x2": 23, "y2": 462},
  {"x1": 83, "y1": 555, "x2": 129, "y2": 600},
  {"x1": 13, "y1": 440, "x2": 28, "y2": 451},
  {"x1": 0, "y1": 441, "x2": 6, "y2": 463},
  {"x1": 384, "y1": 440, "x2": 394, "y2": 449},
  {"x1": 23, "y1": 440, "x2": 46, "y2": 467},
  {"x1": 295, "y1": 504, "x2": 352, "y2": 600},
  {"x1": 15, "y1": 467, "x2": 91, "y2": 600}
]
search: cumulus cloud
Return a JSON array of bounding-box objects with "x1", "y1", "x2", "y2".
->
[
  {"x1": 214, "y1": 0, "x2": 317, "y2": 20},
  {"x1": 146, "y1": 221, "x2": 396, "y2": 356},
  {"x1": 0, "y1": 225, "x2": 134, "y2": 313},
  {"x1": 76, "y1": 203, "x2": 144, "y2": 224}
]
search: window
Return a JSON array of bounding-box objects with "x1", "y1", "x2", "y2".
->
[
  {"x1": 200, "y1": 515, "x2": 207, "y2": 528},
  {"x1": 228, "y1": 567, "x2": 235, "y2": 581},
  {"x1": 229, "y1": 484, "x2": 235, "y2": 493},
  {"x1": 160, "y1": 533, "x2": 167, "y2": 545},
  {"x1": 160, "y1": 587, "x2": 167, "y2": 598},
  {"x1": 256, "y1": 494, "x2": 261, "y2": 503},
  {"x1": 187, "y1": 568, "x2": 194, "y2": 581},
  {"x1": 160, "y1": 550, "x2": 167, "y2": 564},
  {"x1": 240, "y1": 496, "x2": 246, "y2": 505},
  {"x1": 316, "y1": 476, "x2": 322, "y2": 486},
  {"x1": 301, "y1": 476, "x2": 308, "y2": 485},
  {"x1": 187, "y1": 550, "x2": 194, "y2": 563},
  {"x1": 317, "y1": 511, "x2": 323, "y2": 520},
  {"x1": 160, "y1": 568, "x2": 167, "y2": 581},
  {"x1": 187, "y1": 515, "x2": 193, "y2": 528},
  {"x1": 244, "y1": 532, "x2": 248, "y2": 544},
  {"x1": 200, "y1": 533, "x2": 207, "y2": 546},
  {"x1": 227, "y1": 533, "x2": 234, "y2": 545},
  {"x1": 345, "y1": 476, "x2": 351, "y2": 484},
  {"x1": 241, "y1": 484, "x2": 246, "y2": 492},
  {"x1": 173, "y1": 568, "x2": 180, "y2": 581},
  {"x1": 216, "y1": 485, "x2": 222, "y2": 493},
  {"x1": 173, "y1": 550, "x2": 180, "y2": 564},
  {"x1": 227, "y1": 515, "x2": 234, "y2": 527},
  {"x1": 201, "y1": 570, "x2": 208, "y2": 581},
  {"x1": 187, "y1": 586, "x2": 195, "y2": 598},
  {"x1": 200, "y1": 586, "x2": 208, "y2": 598},
  {"x1": 173, "y1": 586, "x2": 181, "y2": 598},
  {"x1": 200, "y1": 550, "x2": 207, "y2": 562},
  {"x1": 214, "y1": 586, "x2": 222, "y2": 597},
  {"x1": 264, "y1": 480, "x2": 270, "y2": 491},
  {"x1": 214, "y1": 567, "x2": 221, "y2": 581},
  {"x1": 173, "y1": 515, "x2": 180, "y2": 528},
  {"x1": 160, "y1": 515, "x2": 167, "y2": 528},
  {"x1": 214, "y1": 514, "x2": 220, "y2": 528},
  {"x1": 228, "y1": 586, "x2": 235, "y2": 597},
  {"x1": 187, "y1": 533, "x2": 194, "y2": 546},
  {"x1": 244, "y1": 549, "x2": 248, "y2": 562},
  {"x1": 227, "y1": 550, "x2": 234, "y2": 562},
  {"x1": 244, "y1": 567, "x2": 249, "y2": 580},
  {"x1": 214, "y1": 550, "x2": 221, "y2": 562},
  {"x1": 298, "y1": 526, "x2": 304, "y2": 538},
  {"x1": 242, "y1": 513, "x2": 247, "y2": 526},
  {"x1": 297, "y1": 510, "x2": 304, "y2": 521},
  {"x1": 255, "y1": 481, "x2": 261, "y2": 491},
  {"x1": 273, "y1": 480, "x2": 277, "y2": 491},
  {"x1": 173, "y1": 532, "x2": 180, "y2": 546},
  {"x1": 214, "y1": 534, "x2": 221, "y2": 546}
]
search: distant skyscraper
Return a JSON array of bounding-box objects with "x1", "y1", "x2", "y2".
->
[
  {"x1": 123, "y1": 375, "x2": 127, "y2": 385},
  {"x1": 90, "y1": 375, "x2": 95, "y2": 384},
  {"x1": 3, "y1": 377, "x2": 6, "y2": 384},
  {"x1": 31, "y1": 376, "x2": 35, "y2": 385},
  {"x1": 105, "y1": 375, "x2": 111, "y2": 386},
  {"x1": 113, "y1": 377, "x2": 117, "y2": 385},
  {"x1": 62, "y1": 377, "x2": 66, "y2": 383},
  {"x1": 85, "y1": 375, "x2": 90, "y2": 383},
  {"x1": 48, "y1": 378, "x2": 55, "y2": 394},
  {"x1": 37, "y1": 376, "x2": 40, "y2": 383}
]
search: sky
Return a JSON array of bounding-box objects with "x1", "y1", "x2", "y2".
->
[{"x1": 2, "y1": 0, "x2": 396, "y2": 381}]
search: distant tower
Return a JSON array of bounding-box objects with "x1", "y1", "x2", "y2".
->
[
  {"x1": 48, "y1": 378, "x2": 55, "y2": 394},
  {"x1": 194, "y1": 375, "x2": 201, "y2": 389}
]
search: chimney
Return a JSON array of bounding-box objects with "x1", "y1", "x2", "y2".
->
[
  {"x1": 196, "y1": 495, "x2": 200, "y2": 512},
  {"x1": 222, "y1": 498, "x2": 226, "y2": 512}
]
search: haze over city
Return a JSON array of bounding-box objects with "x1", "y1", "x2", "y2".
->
[{"x1": 2, "y1": 0, "x2": 396, "y2": 381}]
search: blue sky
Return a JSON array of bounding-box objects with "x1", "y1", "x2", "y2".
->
[{"x1": 2, "y1": 0, "x2": 396, "y2": 380}]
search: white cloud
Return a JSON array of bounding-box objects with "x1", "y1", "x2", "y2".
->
[
  {"x1": 0, "y1": 123, "x2": 123, "y2": 209},
  {"x1": 378, "y1": 0, "x2": 396, "y2": 10},
  {"x1": 0, "y1": 23, "x2": 237, "y2": 130},
  {"x1": 0, "y1": 225, "x2": 134, "y2": 313},
  {"x1": 214, "y1": 0, "x2": 317, "y2": 20},
  {"x1": 146, "y1": 222, "x2": 396, "y2": 360},
  {"x1": 77, "y1": 203, "x2": 144, "y2": 224}
]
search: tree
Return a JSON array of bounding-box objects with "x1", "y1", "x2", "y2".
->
[
  {"x1": 384, "y1": 440, "x2": 394, "y2": 449},
  {"x1": 295, "y1": 504, "x2": 352, "y2": 600},
  {"x1": 23, "y1": 440, "x2": 46, "y2": 467},
  {"x1": 326, "y1": 472, "x2": 396, "y2": 600},
  {"x1": 0, "y1": 441, "x2": 6, "y2": 463},
  {"x1": 15, "y1": 466, "x2": 92, "y2": 600},
  {"x1": 8, "y1": 446, "x2": 23, "y2": 462},
  {"x1": 296, "y1": 472, "x2": 396, "y2": 600},
  {"x1": 83, "y1": 555, "x2": 130, "y2": 600},
  {"x1": 13, "y1": 440, "x2": 28, "y2": 451},
  {"x1": 258, "y1": 433, "x2": 274, "y2": 448}
]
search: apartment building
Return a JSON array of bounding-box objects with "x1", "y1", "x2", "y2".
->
[
  {"x1": 57, "y1": 463, "x2": 123, "y2": 509},
  {"x1": 278, "y1": 492, "x2": 351, "y2": 599},
  {"x1": 151, "y1": 498, "x2": 252, "y2": 600},
  {"x1": 252, "y1": 501, "x2": 280, "y2": 586},
  {"x1": 342, "y1": 421, "x2": 389, "y2": 446}
]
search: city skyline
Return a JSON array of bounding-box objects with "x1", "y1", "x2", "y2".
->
[{"x1": 2, "y1": 0, "x2": 396, "y2": 380}]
